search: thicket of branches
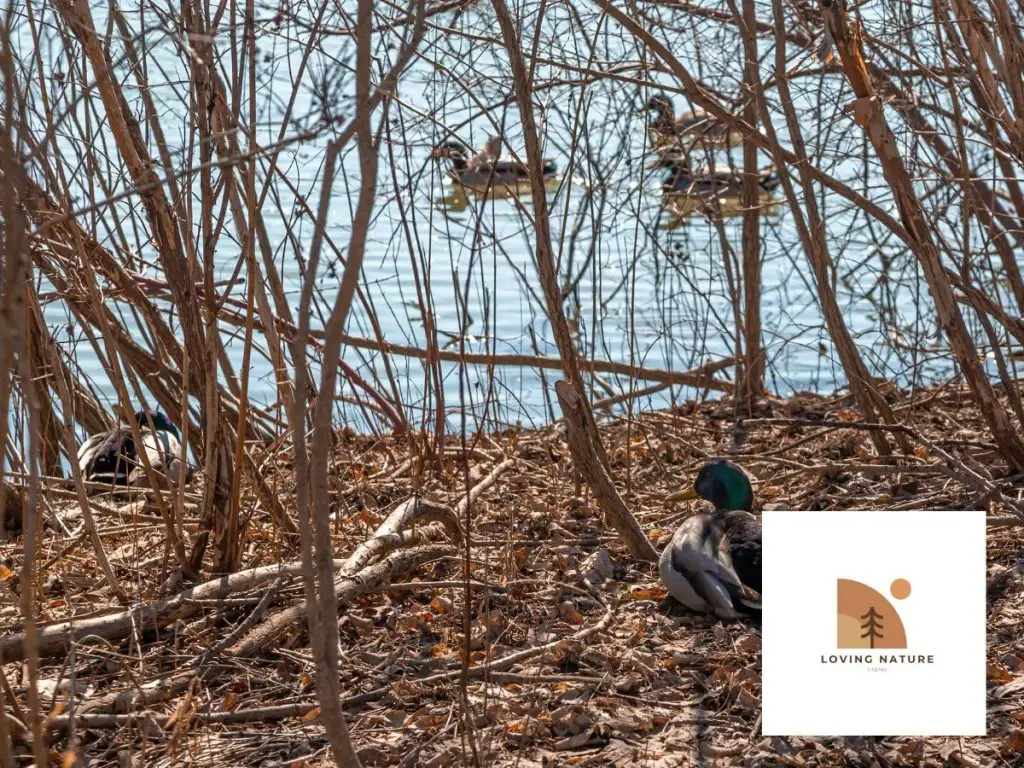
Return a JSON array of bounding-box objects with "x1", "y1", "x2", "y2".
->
[{"x1": 2, "y1": 0, "x2": 1024, "y2": 763}]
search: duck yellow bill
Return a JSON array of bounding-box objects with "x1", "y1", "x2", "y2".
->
[{"x1": 665, "y1": 487, "x2": 699, "y2": 502}]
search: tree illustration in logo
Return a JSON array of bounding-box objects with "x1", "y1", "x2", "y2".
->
[
  {"x1": 860, "y1": 606, "x2": 884, "y2": 648},
  {"x1": 836, "y1": 579, "x2": 908, "y2": 648}
]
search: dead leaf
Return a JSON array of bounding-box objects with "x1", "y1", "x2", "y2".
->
[
  {"x1": 1000, "y1": 729, "x2": 1024, "y2": 756},
  {"x1": 559, "y1": 602, "x2": 584, "y2": 625},
  {"x1": 301, "y1": 707, "x2": 321, "y2": 722},
  {"x1": 624, "y1": 585, "x2": 667, "y2": 602},
  {"x1": 429, "y1": 642, "x2": 450, "y2": 657},
  {"x1": 550, "y1": 705, "x2": 592, "y2": 736},
  {"x1": 897, "y1": 739, "x2": 924, "y2": 761},
  {"x1": 553, "y1": 724, "x2": 611, "y2": 751},
  {"x1": 614, "y1": 674, "x2": 645, "y2": 695},
  {"x1": 709, "y1": 665, "x2": 733, "y2": 686},
  {"x1": 430, "y1": 596, "x2": 453, "y2": 614},
  {"x1": 988, "y1": 662, "x2": 1013, "y2": 683},
  {"x1": 736, "y1": 634, "x2": 761, "y2": 652},
  {"x1": 732, "y1": 686, "x2": 759, "y2": 710},
  {"x1": 610, "y1": 713, "x2": 654, "y2": 733},
  {"x1": 356, "y1": 746, "x2": 391, "y2": 766}
]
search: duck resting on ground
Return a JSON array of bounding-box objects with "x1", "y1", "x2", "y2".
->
[
  {"x1": 659, "y1": 459, "x2": 762, "y2": 620},
  {"x1": 640, "y1": 93, "x2": 744, "y2": 154},
  {"x1": 78, "y1": 409, "x2": 190, "y2": 488},
  {"x1": 652, "y1": 155, "x2": 780, "y2": 198},
  {"x1": 428, "y1": 137, "x2": 558, "y2": 189}
]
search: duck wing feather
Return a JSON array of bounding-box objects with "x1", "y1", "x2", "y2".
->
[{"x1": 660, "y1": 514, "x2": 754, "y2": 618}]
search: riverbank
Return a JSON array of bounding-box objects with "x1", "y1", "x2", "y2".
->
[{"x1": 1, "y1": 383, "x2": 1022, "y2": 766}]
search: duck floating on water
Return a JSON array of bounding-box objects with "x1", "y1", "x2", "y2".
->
[
  {"x1": 659, "y1": 459, "x2": 761, "y2": 620},
  {"x1": 641, "y1": 93, "x2": 744, "y2": 154},
  {"x1": 78, "y1": 410, "x2": 190, "y2": 488},
  {"x1": 653, "y1": 155, "x2": 780, "y2": 198},
  {"x1": 428, "y1": 137, "x2": 558, "y2": 192}
]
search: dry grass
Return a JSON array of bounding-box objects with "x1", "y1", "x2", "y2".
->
[{"x1": 1, "y1": 384, "x2": 1023, "y2": 767}]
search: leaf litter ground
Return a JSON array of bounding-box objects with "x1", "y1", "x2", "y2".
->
[{"x1": 1, "y1": 384, "x2": 1023, "y2": 767}]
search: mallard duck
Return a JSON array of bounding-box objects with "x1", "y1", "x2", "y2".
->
[
  {"x1": 641, "y1": 93, "x2": 743, "y2": 153},
  {"x1": 659, "y1": 459, "x2": 761, "y2": 620},
  {"x1": 78, "y1": 410, "x2": 190, "y2": 488},
  {"x1": 428, "y1": 137, "x2": 558, "y2": 190},
  {"x1": 654, "y1": 156, "x2": 780, "y2": 198}
]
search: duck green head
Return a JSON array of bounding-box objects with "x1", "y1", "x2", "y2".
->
[
  {"x1": 133, "y1": 409, "x2": 180, "y2": 441},
  {"x1": 665, "y1": 459, "x2": 753, "y2": 511}
]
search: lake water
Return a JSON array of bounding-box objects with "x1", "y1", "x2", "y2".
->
[{"x1": 19, "y1": 1, "x2": 1012, "y2": 435}]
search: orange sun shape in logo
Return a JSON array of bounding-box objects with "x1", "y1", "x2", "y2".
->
[{"x1": 890, "y1": 579, "x2": 911, "y2": 600}]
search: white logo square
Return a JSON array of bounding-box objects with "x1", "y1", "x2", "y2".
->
[{"x1": 762, "y1": 510, "x2": 986, "y2": 736}]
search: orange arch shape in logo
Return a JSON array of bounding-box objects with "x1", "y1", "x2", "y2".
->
[{"x1": 837, "y1": 579, "x2": 907, "y2": 649}]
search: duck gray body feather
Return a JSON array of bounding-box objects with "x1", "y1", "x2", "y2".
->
[{"x1": 658, "y1": 509, "x2": 761, "y2": 619}]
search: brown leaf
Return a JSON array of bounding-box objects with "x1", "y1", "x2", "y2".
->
[
  {"x1": 624, "y1": 585, "x2": 667, "y2": 602},
  {"x1": 897, "y1": 739, "x2": 924, "y2": 761},
  {"x1": 430, "y1": 596, "x2": 453, "y2": 614},
  {"x1": 428, "y1": 642, "x2": 450, "y2": 657},
  {"x1": 301, "y1": 707, "x2": 321, "y2": 722},
  {"x1": 1000, "y1": 729, "x2": 1024, "y2": 756},
  {"x1": 559, "y1": 602, "x2": 584, "y2": 625},
  {"x1": 988, "y1": 662, "x2": 1014, "y2": 683},
  {"x1": 736, "y1": 634, "x2": 761, "y2": 652},
  {"x1": 1004, "y1": 654, "x2": 1024, "y2": 672}
]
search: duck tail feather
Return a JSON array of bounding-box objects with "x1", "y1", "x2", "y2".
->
[
  {"x1": 736, "y1": 595, "x2": 761, "y2": 612},
  {"x1": 84, "y1": 427, "x2": 136, "y2": 483}
]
